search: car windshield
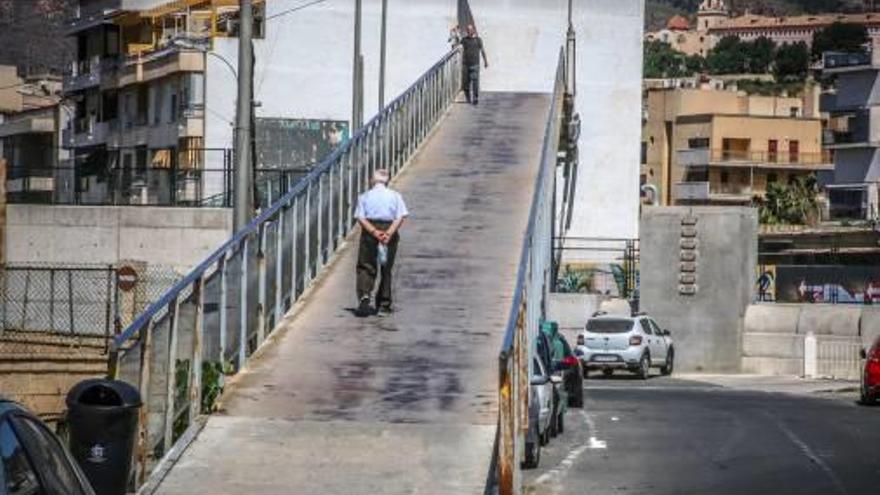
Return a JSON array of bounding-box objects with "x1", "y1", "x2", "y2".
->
[{"x1": 586, "y1": 319, "x2": 634, "y2": 334}]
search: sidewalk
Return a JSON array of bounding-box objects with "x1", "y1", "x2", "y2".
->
[{"x1": 680, "y1": 373, "x2": 859, "y2": 398}]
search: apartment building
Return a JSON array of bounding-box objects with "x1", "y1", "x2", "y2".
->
[
  {"x1": 821, "y1": 49, "x2": 880, "y2": 221},
  {"x1": 63, "y1": 0, "x2": 263, "y2": 205},
  {"x1": 0, "y1": 66, "x2": 69, "y2": 203},
  {"x1": 642, "y1": 86, "x2": 831, "y2": 206}
]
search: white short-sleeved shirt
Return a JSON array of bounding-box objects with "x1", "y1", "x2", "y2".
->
[{"x1": 355, "y1": 184, "x2": 409, "y2": 221}]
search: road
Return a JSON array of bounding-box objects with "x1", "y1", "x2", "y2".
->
[{"x1": 524, "y1": 374, "x2": 880, "y2": 495}]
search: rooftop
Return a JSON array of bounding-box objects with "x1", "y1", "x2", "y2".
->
[{"x1": 711, "y1": 12, "x2": 880, "y2": 32}]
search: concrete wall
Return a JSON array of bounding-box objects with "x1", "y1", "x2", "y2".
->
[
  {"x1": 6, "y1": 205, "x2": 232, "y2": 272},
  {"x1": 741, "y1": 303, "x2": 880, "y2": 377},
  {"x1": 203, "y1": 0, "x2": 644, "y2": 248},
  {"x1": 640, "y1": 206, "x2": 758, "y2": 372}
]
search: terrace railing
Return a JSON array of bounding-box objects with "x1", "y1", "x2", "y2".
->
[
  {"x1": 494, "y1": 50, "x2": 566, "y2": 495},
  {"x1": 107, "y1": 48, "x2": 462, "y2": 487}
]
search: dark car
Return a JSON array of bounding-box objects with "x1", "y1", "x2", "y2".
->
[
  {"x1": 554, "y1": 334, "x2": 584, "y2": 409},
  {"x1": 860, "y1": 336, "x2": 880, "y2": 405},
  {"x1": 0, "y1": 398, "x2": 95, "y2": 495},
  {"x1": 536, "y1": 331, "x2": 566, "y2": 438}
]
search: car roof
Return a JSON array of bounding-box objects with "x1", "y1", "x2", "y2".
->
[{"x1": 589, "y1": 314, "x2": 639, "y2": 321}]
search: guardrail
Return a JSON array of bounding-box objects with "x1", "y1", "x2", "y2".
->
[
  {"x1": 108, "y1": 48, "x2": 462, "y2": 487},
  {"x1": 494, "y1": 50, "x2": 566, "y2": 495}
]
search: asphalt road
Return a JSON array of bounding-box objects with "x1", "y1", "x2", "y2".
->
[{"x1": 524, "y1": 374, "x2": 880, "y2": 495}]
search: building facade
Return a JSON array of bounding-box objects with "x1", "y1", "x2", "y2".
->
[
  {"x1": 643, "y1": 86, "x2": 831, "y2": 206},
  {"x1": 820, "y1": 48, "x2": 880, "y2": 221}
]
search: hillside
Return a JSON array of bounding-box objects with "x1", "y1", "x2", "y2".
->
[{"x1": 646, "y1": 0, "x2": 867, "y2": 30}]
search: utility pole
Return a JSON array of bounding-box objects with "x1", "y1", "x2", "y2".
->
[
  {"x1": 352, "y1": 0, "x2": 363, "y2": 132},
  {"x1": 379, "y1": 0, "x2": 388, "y2": 109},
  {"x1": 234, "y1": 0, "x2": 255, "y2": 231}
]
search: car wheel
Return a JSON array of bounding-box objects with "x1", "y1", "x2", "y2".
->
[
  {"x1": 569, "y1": 375, "x2": 585, "y2": 408},
  {"x1": 540, "y1": 428, "x2": 550, "y2": 446},
  {"x1": 861, "y1": 382, "x2": 877, "y2": 406},
  {"x1": 637, "y1": 353, "x2": 650, "y2": 380},
  {"x1": 522, "y1": 440, "x2": 541, "y2": 469},
  {"x1": 602, "y1": 368, "x2": 614, "y2": 377},
  {"x1": 661, "y1": 349, "x2": 675, "y2": 376}
]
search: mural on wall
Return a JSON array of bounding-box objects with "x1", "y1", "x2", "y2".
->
[
  {"x1": 774, "y1": 265, "x2": 880, "y2": 304},
  {"x1": 255, "y1": 118, "x2": 349, "y2": 170}
]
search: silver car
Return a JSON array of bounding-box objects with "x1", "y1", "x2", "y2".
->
[
  {"x1": 523, "y1": 356, "x2": 559, "y2": 469},
  {"x1": 575, "y1": 314, "x2": 675, "y2": 379}
]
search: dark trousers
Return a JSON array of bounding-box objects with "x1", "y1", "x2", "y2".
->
[
  {"x1": 356, "y1": 220, "x2": 399, "y2": 307},
  {"x1": 464, "y1": 64, "x2": 480, "y2": 103}
]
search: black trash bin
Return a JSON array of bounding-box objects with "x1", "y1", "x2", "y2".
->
[{"x1": 66, "y1": 379, "x2": 141, "y2": 495}]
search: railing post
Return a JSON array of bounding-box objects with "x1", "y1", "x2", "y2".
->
[
  {"x1": 304, "y1": 183, "x2": 312, "y2": 284},
  {"x1": 275, "y1": 209, "x2": 284, "y2": 327},
  {"x1": 239, "y1": 238, "x2": 249, "y2": 368},
  {"x1": 337, "y1": 156, "x2": 345, "y2": 245},
  {"x1": 804, "y1": 331, "x2": 818, "y2": 378},
  {"x1": 291, "y1": 195, "x2": 299, "y2": 301},
  {"x1": 218, "y1": 255, "x2": 228, "y2": 364},
  {"x1": 317, "y1": 172, "x2": 324, "y2": 268},
  {"x1": 136, "y1": 318, "x2": 154, "y2": 485},
  {"x1": 163, "y1": 297, "x2": 180, "y2": 453},
  {"x1": 257, "y1": 225, "x2": 267, "y2": 346},
  {"x1": 189, "y1": 276, "x2": 204, "y2": 421}
]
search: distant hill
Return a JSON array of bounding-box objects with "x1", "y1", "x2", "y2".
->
[{"x1": 646, "y1": 0, "x2": 868, "y2": 30}]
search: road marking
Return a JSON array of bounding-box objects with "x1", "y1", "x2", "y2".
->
[
  {"x1": 774, "y1": 418, "x2": 849, "y2": 495},
  {"x1": 532, "y1": 410, "x2": 605, "y2": 487}
]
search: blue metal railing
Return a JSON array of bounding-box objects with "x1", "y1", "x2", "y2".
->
[
  {"x1": 494, "y1": 50, "x2": 566, "y2": 495},
  {"x1": 109, "y1": 48, "x2": 462, "y2": 487}
]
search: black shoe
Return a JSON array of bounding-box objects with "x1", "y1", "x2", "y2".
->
[
  {"x1": 473, "y1": 99, "x2": 479, "y2": 105},
  {"x1": 377, "y1": 304, "x2": 394, "y2": 315},
  {"x1": 355, "y1": 297, "x2": 372, "y2": 317}
]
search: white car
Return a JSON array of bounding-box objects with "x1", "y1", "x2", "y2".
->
[{"x1": 575, "y1": 314, "x2": 675, "y2": 379}]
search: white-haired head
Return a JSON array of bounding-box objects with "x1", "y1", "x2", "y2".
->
[{"x1": 372, "y1": 169, "x2": 390, "y2": 185}]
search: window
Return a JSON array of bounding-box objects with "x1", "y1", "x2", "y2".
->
[
  {"x1": 11, "y1": 416, "x2": 87, "y2": 495},
  {"x1": 789, "y1": 107, "x2": 800, "y2": 117},
  {"x1": 641, "y1": 142, "x2": 647, "y2": 165},
  {"x1": 768, "y1": 139, "x2": 778, "y2": 163},
  {"x1": 1, "y1": 419, "x2": 40, "y2": 495},
  {"x1": 640, "y1": 318, "x2": 653, "y2": 335},
  {"x1": 688, "y1": 137, "x2": 709, "y2": 149},
  {"x1": 789, "y1": 140, "x2": 799, "y2": 163},
  {"x1": 586, "y1": 319, "x2": 634, "y2": 334},
  {"x1": 649, "y1": 320, "x2": 664, "y2": 335},
  {"x1": 721, "y1": 171, "x2": 729, "y2": 183}
]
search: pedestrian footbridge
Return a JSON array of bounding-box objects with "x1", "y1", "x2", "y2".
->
[{"x1": 111, "y1": 48, "x2": 569, "y2": 495}]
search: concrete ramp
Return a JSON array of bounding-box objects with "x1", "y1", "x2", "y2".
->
[{"x1": 155, "y1": 92, "x2": 550, "y2": 495}]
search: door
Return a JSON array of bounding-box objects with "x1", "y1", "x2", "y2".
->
[
  {"x1": 648, "y1": 319, "x2": 669, "y2": 362},
  {"x1": 789, "y1": 140, "x2": 799, "y2": 164},
  {"x1": 768, "y1": 139, "x2": 778, "y2": 163},
  {"x1": 640, "y1": 318, "x2": 664, "y2": 363}
]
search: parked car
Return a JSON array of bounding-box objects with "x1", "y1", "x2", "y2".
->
[
  {"x1": 523, "y1": 356, "x2": 559, "y2": 469},
  {"x1": 576, "y1": 314, "x2": 675, "y2": 379},
  {"x1": 0, "y1": 398, "x2": 96, "y2": 495},
  {"x1": 860, "y1": 336, "x2": 880, "y2": 405},
  {"x1": 537, "y1": 330, "x2": 566, "y2": 437},
  {"x1": 553, "y1": 334, "x2": 584, "y2": 408}
]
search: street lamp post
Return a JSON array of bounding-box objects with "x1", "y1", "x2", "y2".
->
[
  {"x1": 379, "y1": 0, "x2": 388, "y2": 109},
  {"x1": 234, "y1": 0, "x2": 255, "y2": 231}
]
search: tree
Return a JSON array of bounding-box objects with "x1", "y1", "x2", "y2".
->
[
  {"x1": 811, "y1": 22, "x2": 869, "y2": 61},
  {"x1": 746, "y1": 36, "x2": 777, "y2": 74},
  {"x1": 706, "y1": 36, "x2": 749, "y2": 74},
  {"x1": 643, "y1": 40, "x2": 690, "y2": 78},
  {"x1": 756, "y1": 174, "x2": 820, "y2": 225},
  {"x1": 774, "y1": 42, "x2": 809, "y2": 82}
]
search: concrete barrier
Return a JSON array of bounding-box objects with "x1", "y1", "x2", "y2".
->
[
  {"x1": 796, "y1": 305, "x2": 861, "y2": 336},
  {"x1": 861, "y1": 306, "x2": 880, "y2": 347},
  {"x1": 744, "y1": 304, "x2": 801, "y2": 334}
]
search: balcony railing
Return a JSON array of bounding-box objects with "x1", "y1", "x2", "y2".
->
[
  {"x1": 677, "y1": 148, "x2": 833, "y2": 168},
  {"x1": 62, "y1": 121, "x2": 109, "y2": 148},
  {"x1": 675, "y1": 181, "x2": 757, "y2": 202},
  {"x1": 64, "y1": 55, "x2": 105, "y2": 93},
  {"x1": 823, "y1": 51, "x2": 873, "y2": 70}
]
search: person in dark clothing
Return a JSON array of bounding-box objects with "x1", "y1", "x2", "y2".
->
[
  {"x1": 461, "y1": 24, "x2": 489, "y2": 105},
  {"x1": 354, "y1": 169, "x2": 409, "y2": 317}
]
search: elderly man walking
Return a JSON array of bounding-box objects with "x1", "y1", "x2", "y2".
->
[{"x1": 354, "y1": 169, "x2": 408, "y2": 317}]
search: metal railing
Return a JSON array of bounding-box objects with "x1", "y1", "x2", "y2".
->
[
  {"x1": 678, "y1": 148, "x2": 833, "y2": 168},
  {"x1": 495, "y1": 50, "x2": 565, "y2": 495},
  {"x1": 107, "y1": 48, "x2": 462, "y2": 487}
]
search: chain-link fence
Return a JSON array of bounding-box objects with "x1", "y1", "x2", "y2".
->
[{"x1": 0, "y1": 263, "x2": 181, "y2": 356}]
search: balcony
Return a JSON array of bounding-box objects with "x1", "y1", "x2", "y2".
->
[
  {"x1": 674, "y1": 181, "x2": 753, "y2": 204},
  {"x1": 62, "y1": 121, "x2": 109, "y2": 148},
  {"x1": 63, "y1": 55, "x2": 110, "y2": 93},
  {"x1": 114, "y1": 46, "x2": 205, "y2": 88},
  {"x1": 677, "y1": 148, "x2": 834, "y2": 171}
]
